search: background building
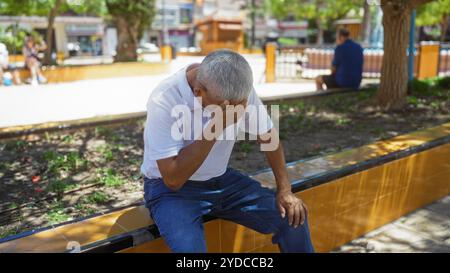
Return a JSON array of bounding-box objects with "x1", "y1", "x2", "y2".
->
[{"x1": 0, "y1": 15, "x2": 109, "y2": 57}]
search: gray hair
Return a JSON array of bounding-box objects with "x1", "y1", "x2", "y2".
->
[{"x1": 197, "y1": 49, "x2": 253, "y2": 101}]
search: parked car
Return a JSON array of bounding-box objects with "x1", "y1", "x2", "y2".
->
[{"x1": 137, "y1": 43, "x2": 159, "y2": 54}]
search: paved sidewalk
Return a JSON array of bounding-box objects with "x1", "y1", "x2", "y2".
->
[
  {"x1": 0, "y1": 55, "x2": 320, "y2": 128},
  {"x1": 0, "y1": 55, "x2": 379, "y2": 129},
  {"x1": 334, "y1": 195, "x2": 450, "y2": 253}
]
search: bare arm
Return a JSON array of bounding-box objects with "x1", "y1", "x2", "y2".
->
[
  {"x1": 258, "y1": 129, "x2": 291, "y2": 193},
  {"x1": 157, "y1": 121, "x2": 217, "y2": 191},
  {"x1": 157, "y1": 102, "x2": 245, "y2": 191},
  {"x1": 258, "y1": 128, "x2": 308, "y2": 228}
]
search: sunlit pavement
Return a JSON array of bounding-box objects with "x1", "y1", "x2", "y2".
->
[
  {"x1": 334, "y1": 195, "x2": 450, "y2": 253},
  {"x1": 0, "y1": 55, "x2": 318, "y2": 128}
]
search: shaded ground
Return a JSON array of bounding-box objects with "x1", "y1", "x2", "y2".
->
[
  {"x1": 0, "y1": 85, "x2": 449, "y2": 240},
  {"x1": 333, "y1": 195, "x2": 450, "y2": 253}
]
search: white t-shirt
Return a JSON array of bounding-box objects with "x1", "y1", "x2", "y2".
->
[{"x1": 141, "y1": 66, "x2": 273, "y2": 181}]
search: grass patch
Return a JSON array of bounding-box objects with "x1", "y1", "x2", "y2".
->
[
  {"x1": 46, "y1": 202, "x2": 71, "y2": 224},
  {"x1": 5, "y1": 140, "x2": 28, "y2": 152},
  {"x1": 61, "y1": 135, "x2": 75, "y2": 143},
  {"x1": 95, "y1": 126, "x2": 119, "y2": 141},
  {"x1": 239, "y1": 142, "x2": 253, "y2": 153},
  {"x1": 96, "y1": 144, "x2": 116, "y2": 162},
  {"x1": 84, "y1": 191, "x2": 109, "y2": 204},
  {"x1": 0, "y1": 226, "x2": 21, "y2": 238},
  {"x1": 43, "y1": 151, "x2": 88, "y2": 176},
  {"x1": 409, "y1": 77, "x2": 450, "y2": 99},
  {"x1": 74, "y1": 203, "x2": 97, "y2": 216},
  {"x1": 335, "y1": 117, "x2": 351, "y2": 127},
  {"x1": 8, "y1": 202, "x2": 18, "y2": 209},
  {"x1": 46, "y1": 179, "x2": 79, "y2": 198},
  {"x1": 96, "y1": 168, "x2": 125, "y2": 187}
]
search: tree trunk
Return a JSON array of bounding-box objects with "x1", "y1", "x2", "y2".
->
[
  {"x1": 361, "y1": 1, "x2": 371, "y2": 45},
  {"x1": 44, "y1": 0, "x2": 63, "y2": 65},
  {"x1": 440, "y1": 14, "x2": 449, "y2": 42},
  {"x1": 316, "y1": 19, "x2": 324, "y2": 45},
  {"x1": 115, "y1": 17, "x2": 139, "y2": 62},
  {"x1": 376, "y1": 1, "x2": 411, "y2": 110}
]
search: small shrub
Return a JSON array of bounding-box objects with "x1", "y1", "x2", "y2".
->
[{"x1": 437, "y1": 76, "x2": 450, "y2": 89}]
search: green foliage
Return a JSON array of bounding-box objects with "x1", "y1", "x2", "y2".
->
[
  {"x1": 0, "y1": 0, "x2": 106, "y2": 17},
  {"x1": 278, "y1": 37, "x2": 298, "y2": 46},
  {"x1": 94, "y1": 126, "x2": 117, "y2": 139},
  {"x1": 61, "y1": 135, "x2": 74, "y2": 143},
  {"x1": 410, "y1": 77, "x2": 450, "y2": 98},
  {"x1": 410, "y1": 78, "x2": 432, "y2": 94},
  {"x1": 85, "y1": 191, "x2": 109, "y2": 204},
  {"x1": 43, "y1": 151, "x2": 88, "y2": 176},
  {"x1": 96, "y1": 168, "x2": 125, "y2": 187},
  {"x1": 96, "y1": 144, "x2": 115, "y2": 162},
  {"x1": 437, "y1": 76, "x2": 450, "y2": 89},
  {"x1": 47, "y1": 179, "x2": 78, "y2": 196},
  {"x1": 335, "y1": 117, "x2": 351, "y2": 127},
  {"x1": 0, "y1": 226, "x2": 21, "y2": 239},
  {"x1": 105, "y1": 0, "x2": 156, "y2": 40},
  {"x1": 407, "y1": 96, "x2": 420, "y2": 107},
  {"x1": 46, "y1": 201, "x2": 71, "y2": 224},
  {"x1": 417, "y1": 0, "x2": 450, "y2": 27},
  {"x1": 0, "y1": 26, "x2": 43, "y2": 55},
  {"x1": 268, "y1": 0, "x2": 362, "y2": 26},
  {"x1": 5, "y1": 140, "x2": 28, "y2": 152},
  {"x1": 239, "y1": 142, "x2": 253, "y2": 153}
]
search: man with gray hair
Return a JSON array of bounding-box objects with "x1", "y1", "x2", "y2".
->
[{"x1": 141, "y1": 50, "x2": 314, "y2": 253}]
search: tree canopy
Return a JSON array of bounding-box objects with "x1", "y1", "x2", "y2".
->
[
  {"x1": 0, "y1": 0, "x2": 106, "y2": 17},
  {"x1": 417, "y1": 0, "x2": 450, "y2": 26}
]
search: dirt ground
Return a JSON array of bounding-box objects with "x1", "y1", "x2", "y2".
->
[{"x1": 0, "y1": 87, "x2": 449, "y2": 238}]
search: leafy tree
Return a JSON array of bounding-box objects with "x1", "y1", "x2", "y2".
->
[
  {"x1": 267, "y1": 0, "x2": 362, "y2": 44},
  {"x1": 0, "y1": 26, "x2": 42, "y2": 55},
  {"x1": 416, "y1": 0, "x2": 450, "y2": 41},
  {"x1": 361, "y1": 1, "x2": 372, "y2": 44},
  {"x1": 0, "y1": 0, "x2": 105, "y2": 64},
  {"x1": 376, "y1": 0, "x2": 434, "y2": 110},
  {"x1": 105, "y1": 0, "x2": 156, "y2": 62}
]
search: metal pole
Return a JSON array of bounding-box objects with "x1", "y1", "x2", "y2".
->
[
  {"x1": 408, "y1": 9, "x2": 416, "y2": 81},
  {"x1": 162, "y1": 0, "x2": 170, "y2": 45},
  {"x1": 251, "y1": 0, "x2": 256, "y2": 49}
]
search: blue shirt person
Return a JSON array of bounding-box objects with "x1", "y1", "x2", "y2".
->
[{"x1": 316, "y1": 29, "x2": 364, "y2": 90}]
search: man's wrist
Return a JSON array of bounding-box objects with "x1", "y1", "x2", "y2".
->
[{"x1": 276, "y1": 179, "x2": 292, "y2": 194}]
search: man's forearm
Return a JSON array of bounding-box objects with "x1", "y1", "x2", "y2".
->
[
  {"x1": 260, "y1": 130, "x2": 291, "y2": 193},
  {"x1": 166, "y1": 139, "x2": 216, "y2": 188},
  {"x1": 157, "y1": 121, "x2": 220, "y2": 190}
]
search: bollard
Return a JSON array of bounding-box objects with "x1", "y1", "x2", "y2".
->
[
  {"x1": 417, "y1": 42, "x2": 440, "y2": 80},
  {"x1": 265, "y1": 43, "x2": 276, "y2": 83},
  {"x1": 56, "y1": 51, "x2": 65, "y2": 64},
  {"x1": 160, "y1": 45, "x2": 173, "y2": 63}
]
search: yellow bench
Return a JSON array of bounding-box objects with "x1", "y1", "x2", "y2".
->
[
  {"x1": 0, "y1": 123, "x2": 449, "y2": 253},
  {"x1": 13, "y1": 62, "x2": 169, "y2": 84}
]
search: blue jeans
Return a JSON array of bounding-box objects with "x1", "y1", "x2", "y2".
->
[{"x1": 143, "y1": 168, "x2": 315, "y2": 253}]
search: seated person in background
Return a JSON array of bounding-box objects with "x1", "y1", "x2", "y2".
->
[
  {"x1": 0, "y1": 42, "x2": 22, "y2": 86},
  {"x1": 23, "y1": 35, "x2": 47, "y2": 85},
  {"x1": 316, "y1": 28, "x2": 363, "y2": 91}
]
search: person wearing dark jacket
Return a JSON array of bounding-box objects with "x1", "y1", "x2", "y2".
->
[{"x1": 316, "y1": 28, "x2": 364, "y2": 91}]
